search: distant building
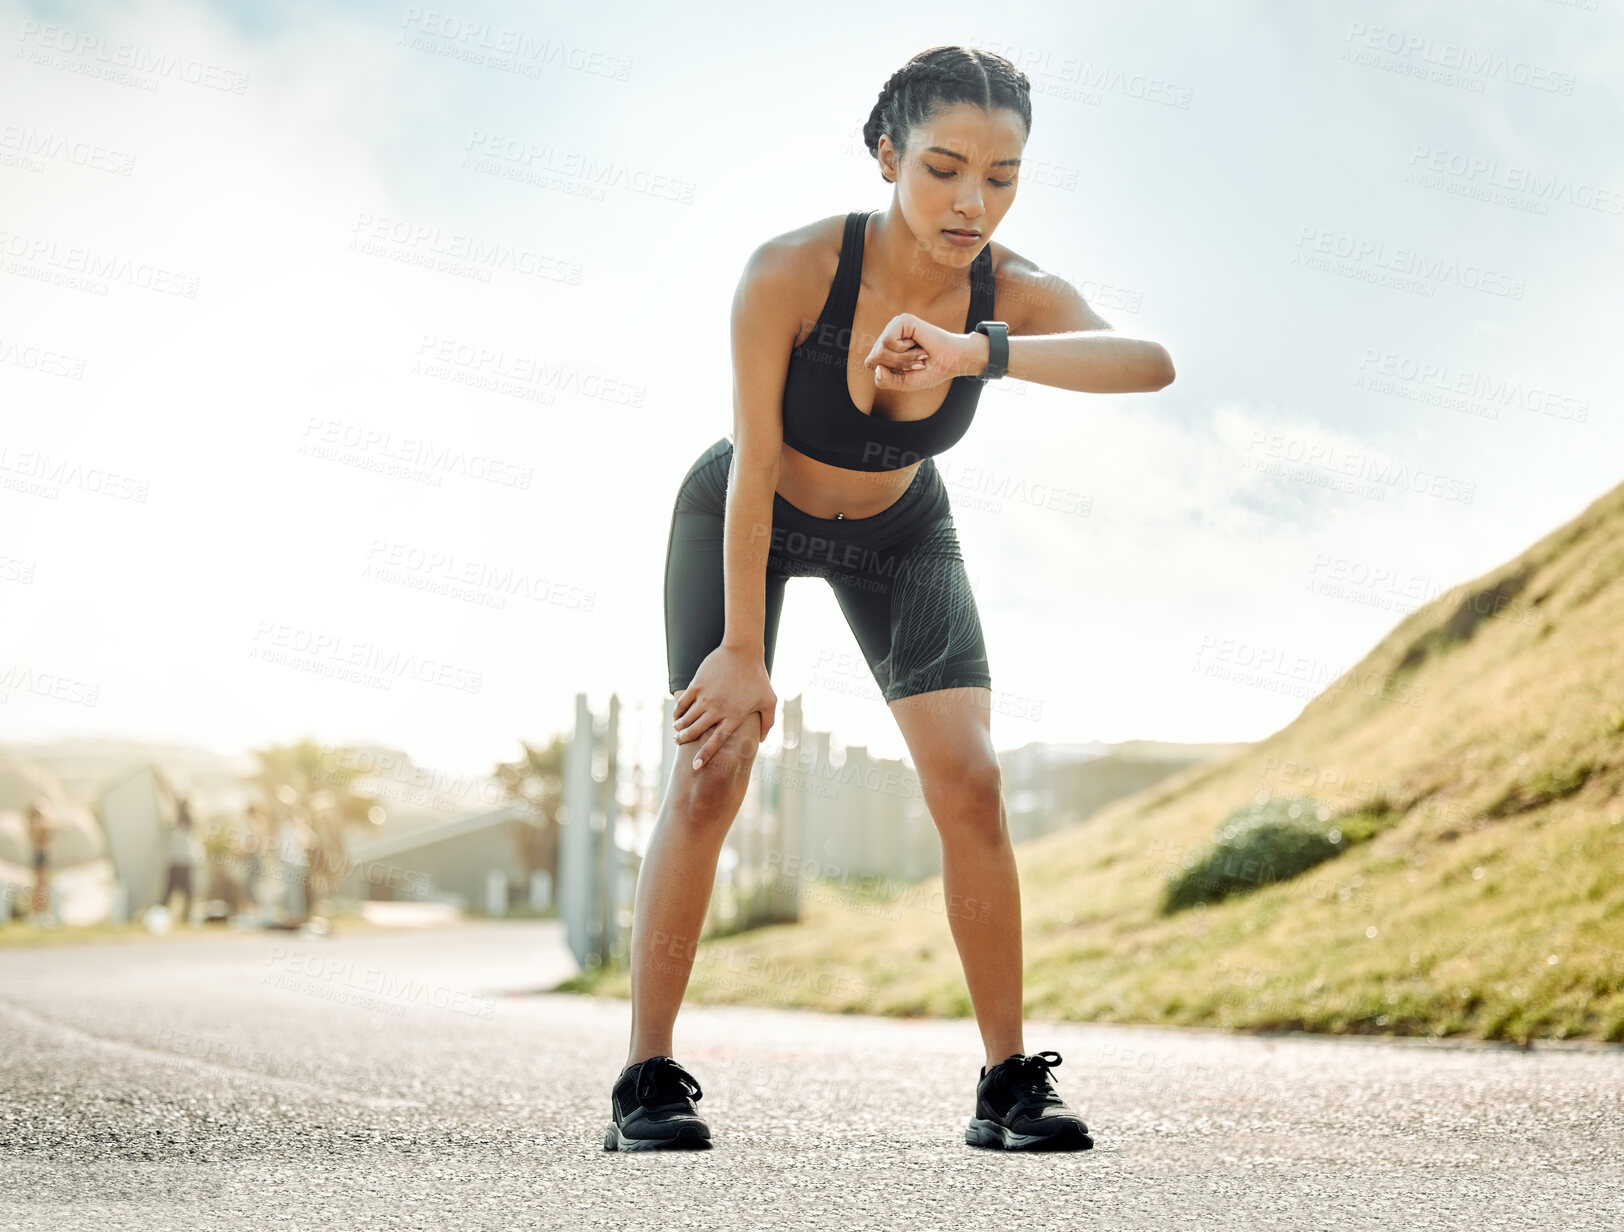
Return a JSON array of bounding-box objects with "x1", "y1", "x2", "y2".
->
[
  {"x1": 337, "y1": 804, "x2": 540, "y2": 914},
  {"x1": 96, "y1": 764, "x2": 173, "y2": 915},
  {"x1": 334, "y1": 744, "x2": 511, "y2": 838},
  {"x1": 1000, "y1": 739, "x2": 1251, "y2": 839}
]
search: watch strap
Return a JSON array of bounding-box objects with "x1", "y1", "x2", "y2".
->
[{"x1": 973, "y1": 320, "x2": 1009, "y2": 381}]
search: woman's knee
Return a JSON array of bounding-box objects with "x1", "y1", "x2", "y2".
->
[
  {"x1": 922, "y1": 755, "x2": 1004, "y2": 834},
  {"x1": 672, "y1": 720, "x2": 762, "y2": 818}
]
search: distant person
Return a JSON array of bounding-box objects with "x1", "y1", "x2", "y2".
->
[
  {"x1": 276, "y1": 810, "x2": 312, "y2": 926},
  {"x1": 241, "y1": 802, "x2": 271, "y2": 924},
  {"x1": 26, "y1": 802, "x2": 51, "y2": 923},
  {"x1": 163, "y1": 801, "x2": 202, "y2": 925}
]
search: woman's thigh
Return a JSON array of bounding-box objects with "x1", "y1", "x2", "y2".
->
[
  {"x1": 827, "y1": 515, "x2": 991, "y2": 703},
  {"x1": 664, "y1": 440, "x2": 788, "y2": 694}
]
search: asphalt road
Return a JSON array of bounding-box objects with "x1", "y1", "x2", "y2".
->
[{"x1": 1, "y1": 921, "x2": 1620, "y2": 1231}]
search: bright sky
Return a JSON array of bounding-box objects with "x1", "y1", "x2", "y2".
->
[{"x1": 2, "y1": 0, "x2": 1620, "y2": 782}]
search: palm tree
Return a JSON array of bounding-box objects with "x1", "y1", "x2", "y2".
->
[
  {"x1": 243, "y1": 739, "x2": 384, "y2": 905},
  {"x1": 493, "y1": 736, "x2": 567, "y2": 894}
]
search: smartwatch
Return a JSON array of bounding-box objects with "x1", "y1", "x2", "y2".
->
[{"x1": 972, "y1": 320, "x2": 1009, "y2": 381}]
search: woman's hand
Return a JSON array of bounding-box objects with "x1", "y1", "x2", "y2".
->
[
  {"x1": 673, "y1": 644, "x2": 777, "y2": 770},
  {"x1": 861, "y1": 313, "x2": 982, "y2": 392}
]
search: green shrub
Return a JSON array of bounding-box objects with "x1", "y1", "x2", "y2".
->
[
  {"x1": 1484, "y1": 760, "x2": 1595, "y2": 818},
  {"x1": 1162, "y1": 796, "x2": 1346, "y2": 914}
]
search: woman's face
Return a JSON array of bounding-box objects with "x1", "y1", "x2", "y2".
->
[{"x1": 879, "y1": 102, "x2": 1025, "y2": 268}]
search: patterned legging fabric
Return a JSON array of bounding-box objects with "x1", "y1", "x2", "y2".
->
[{"x1": 664, "y1": 436, "x2": 992, "y2": 703}]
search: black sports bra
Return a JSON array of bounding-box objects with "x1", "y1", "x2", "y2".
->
[{"x1": 780, "y1": 209, "x2": 997, "y2": 473}]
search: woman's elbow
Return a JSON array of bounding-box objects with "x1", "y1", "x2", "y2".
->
[{"x1": 1146, "y1": 345, "x2": 1175, "y2": 391}]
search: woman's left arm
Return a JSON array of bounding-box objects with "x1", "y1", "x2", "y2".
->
[
  {"x1": 864, "y1": 252, "x2": 1175, "y2": 396},
  {"x1": 974, "y1": 258, "x2": 1175, "y2": 394}
]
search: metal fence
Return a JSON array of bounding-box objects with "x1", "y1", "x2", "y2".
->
[{"x1": 555, "y1": 691, "x2": 943, "y2": 971}]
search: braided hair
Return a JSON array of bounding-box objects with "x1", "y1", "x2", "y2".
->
[{"x1": 862, "y1": 45, "x2": 1032, "y2": 182}]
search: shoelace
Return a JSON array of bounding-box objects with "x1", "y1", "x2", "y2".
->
[
  {"x1": 636, "y1": 1056, "x2": 702, "y2": 1105},
  {"x1": 998, "y1": 1050, "x2": 1065, "y2": 1109}
]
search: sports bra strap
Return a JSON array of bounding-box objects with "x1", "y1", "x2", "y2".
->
[
  {"x1": 838, "y1": 209, "x2": 994, "y2": 327},
  {"x1": 830, "y1": 210, "x2": 869, "y2": 320}
]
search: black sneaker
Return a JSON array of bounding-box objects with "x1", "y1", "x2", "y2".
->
[
  {"x1": 965, "y1": 1049, "x2": 1093, "y2": 1151},
  {"x1": 603, "y1": 1055, "x2": 712, "y2": 1152}
]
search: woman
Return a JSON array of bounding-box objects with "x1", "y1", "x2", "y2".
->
[
  {"x1": 163, "y1": 799, "x2": 201, "y2": 926},
  {"x1": 241, "y1": 802, "x2": 272, "y2": 925},
  {"x1": 26, "y1": 803, "x2": 51, "y2": 923},
  {"x1": 275, "y1": 809, "x2": 312, "y2": 928},
  {"x1": 606, "y1": 45, "x2": 1174, "y2": 1153}
]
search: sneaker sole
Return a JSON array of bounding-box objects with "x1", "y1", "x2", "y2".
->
[
  {"x1": 603, "y1": 1121, "x2": 713, "y2": 1152},
  {"x1": 965, "y1": 1117, "x2": 1093, "y2": 1151}
]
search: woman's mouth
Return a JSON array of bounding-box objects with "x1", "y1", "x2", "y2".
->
[{"x1": 942, "y1": 228, "x2": 981, "y2": 246}]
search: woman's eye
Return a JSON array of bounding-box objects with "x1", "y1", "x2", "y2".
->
[{"x1": 926, "y1": 165, "x2": 1015, "y2": 188}]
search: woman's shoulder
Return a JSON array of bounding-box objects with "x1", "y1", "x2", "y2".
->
[
  {"x1": 982, "y1": 237, "x2": 1061, "y2": 333},
  {"x1": 736, "y1": 214, "x2": 850, "y2": 340},
  {"x1": 984, "y1": 236, "x2": 1031, "y2": 294},
  {"x1": 745, "y1": 212, "x2": 848, "y2": 286},
  {"x1": 762, "y1": 211, "x2": 851, "y2": 251}
]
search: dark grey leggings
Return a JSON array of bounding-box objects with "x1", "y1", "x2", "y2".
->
[{"x1": 664, "y1": 437, "x2": 992, "y2": 703}]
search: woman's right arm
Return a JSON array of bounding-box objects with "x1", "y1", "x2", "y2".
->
[
  {"x1": 723, "y1": 238, "x2": 800, "y2": 652},
  {"x1": 674, "y1": 237, "x2": 802, "y2": 770}
]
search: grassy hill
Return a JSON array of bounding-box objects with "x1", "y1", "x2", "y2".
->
[{"x1": 562, "y1": 480, "x2": 1624, "y2": 1042}]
